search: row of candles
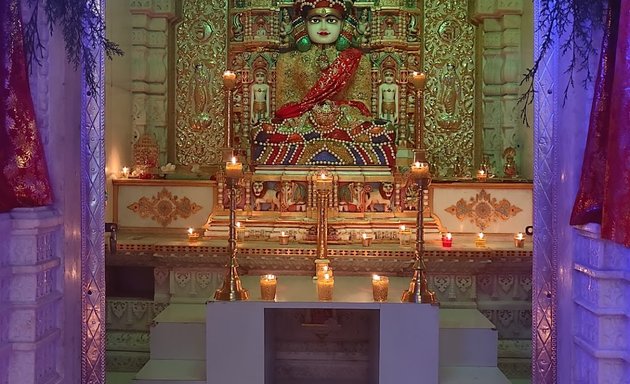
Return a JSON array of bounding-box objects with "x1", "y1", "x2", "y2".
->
[
  {"x1": 258, "y1": 273, "x2": 390, "y2": 302},
  {"x1": 444, "y1": 231, "x2": 526, "y2": 248},
  {"x1": 187, "y1": 226, "x2": 527, "y2": 248}
]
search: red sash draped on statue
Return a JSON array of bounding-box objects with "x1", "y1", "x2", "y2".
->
[
  {"x1": 0, "y1": 0, "x2": 53, "y2": 212},
  {"x1": 570, "y1": 0, "x2": 630, "y2": 247},
  {"x1": 275, "y1": 48, "x2": 370, "y2": 119}
]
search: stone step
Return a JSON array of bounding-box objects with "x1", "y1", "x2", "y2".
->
[
  {"x1": 133, "y1": 359, "x2": 205, "y2": 384},
  {"x1": 439, "y1": 308, "x2": 498, "y2": 367},
  {"x1": 149, "y1": 304, "x2": 206, "y2": 360},
  {"x1": 439, "y1": 366, "x2": 511, "y2": 384}
]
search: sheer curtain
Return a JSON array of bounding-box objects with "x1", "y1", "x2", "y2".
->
[
  {"x1": 570, "y1": 0, "x2": 630, "y2": 247},
  {"x1": 0, "y1": 0, "x2": 53, "y2": 212}
]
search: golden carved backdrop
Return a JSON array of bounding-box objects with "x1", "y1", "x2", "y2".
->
[
  {"x1": 423, "y1": 0, "x2": 475, "y2": 177},
  {"x1": 174, "y1": 0, "x2": 476, "y2": 173},
  {"x1": 175, "y1": 0, "x2": 229, "y2": 165}
]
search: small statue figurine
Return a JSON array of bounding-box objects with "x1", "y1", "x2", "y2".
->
[
  {"x1": 357, "y1": 9, "x2": 371, "y2": 45},
  {"x1": 378, "y1": 68, "x2": 399, "y2": 123},
  {"x1": 279, "y1": 9, "x2": 293, "y2": 44},
  {"x1": 250, "y1": 69, "x2": 270, "y2": 124},
  {"x1": 503, "y1": 147, "x2": 518, "y2": 178}
]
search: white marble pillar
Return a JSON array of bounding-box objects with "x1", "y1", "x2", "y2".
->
[
  {"x1": 471, "y1": 0, "x2": 527, "y2": 176},
  {"x1": 129, "y1": 0, "x2": 177, "y2": 164},
  {"x1": 4, "y1": 208, "x2": 62, "y2": 384}
]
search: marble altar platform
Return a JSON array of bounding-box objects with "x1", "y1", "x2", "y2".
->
[{"x1": 125, "y1": 276, "x2": 510, "y2": 384}]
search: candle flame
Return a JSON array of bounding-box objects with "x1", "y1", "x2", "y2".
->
[
  {"x1": 478, "y1": 170, "x2": 485, "y2": 175},
  {"x1": 400, "y1": 225, "x2": 406, "y2": 231},
  {"x1": 188, "y1": 228, "x2": 194, "y2": 235},
  {"x1": 478, "y1": 232, "x2": 484, "y2": 239},
  {"x1": 236, "y1": 221, "x2": 241, "y2": 228},
  {"x1": 446, "y1": 232, "x2": 452, "y2": 240},
  {"x1": 516, "y1": 232, "x2": 524, "y2": 240},
  {"x1": 263, "y1": 274, "x2": 276, "y2": 280},
  {"x1": 323, "y1": 273, "x2": 330, "y2": 280},
  {"x1": 362, "y1": 233, "x2": 367, "y2": 239},
  {"x1": 373, "y1": 274, "x2": 381, "y2": 281},
  {"x1": 231, "y1": 156, "x2": 237, "y2": 164},
  {"x1": 281, "y1": 231, "x2": 286, "y2": 236}
]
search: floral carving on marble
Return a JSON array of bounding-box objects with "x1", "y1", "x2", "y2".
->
[
  {"x1": 444, "y1": 189, "x2": 523, "y2": 230},
  {"x1": 126, "y1": 188, "x2": 202, "y2": 227}
]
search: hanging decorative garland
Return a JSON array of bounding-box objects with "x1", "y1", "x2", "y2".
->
[
  {"x1": 22, "y1": 0, "x2": 123, "y2": 95},
  {"x1": 519, "y1": 0, "x2": 608, "y2": 124}
]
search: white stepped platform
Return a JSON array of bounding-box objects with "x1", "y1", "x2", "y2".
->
[
  {"x1": 134, "y1": 360, "x2": 205, "y2": 384},
  {"x1": 439, "y1": 308, "x2": 498, "y2": 367},
  {"x1": 149, "y1": 304, "x2": 206, "y2": 360},
  {"x1": 439, "y1": 367, "x2": 512, "y2": 384},
  {"x1": 134, "y1": 276, "x2": 510, "y2": 384}
]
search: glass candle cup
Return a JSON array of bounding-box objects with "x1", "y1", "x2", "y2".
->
[
  {"x1": 260, "y1": 274, "x2": 277, "y2": 301},
  {"x1": 317, "y1": 274, "x2": 334, "y2": 301},
  {"x1": 372, "y1": 275, "x2": 389, "y2": 302}
]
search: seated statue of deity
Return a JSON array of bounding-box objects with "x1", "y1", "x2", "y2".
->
[{"x1": 252, "y1": 0, "x2": 396, "y2": 166}]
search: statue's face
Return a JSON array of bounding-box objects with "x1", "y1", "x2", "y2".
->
[
  {"x1": 383, "y1": 71, "x2": 395, "y2": 84},
  {"x1": 254, "y1": 71, "x2": 266, "y2": 84},
  {"x1": 307, "y1": 13, "x2": 342, "y2": 45}
]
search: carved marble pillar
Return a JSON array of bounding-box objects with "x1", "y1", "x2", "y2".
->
[
  {"x1": 571, "y1": 232, "x2": 630, "y2": 383},
  {"x1": 471, "y1": 0, "x2": 524, "y2": 175},
  {"x1": 3, "y1": 208, "x2": 62, "y2": 384},
  {"x1": 129, "y1": 0, "x2": 177, "y2": 165}
]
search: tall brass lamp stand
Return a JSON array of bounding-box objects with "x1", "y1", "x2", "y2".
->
[
  {"x1": 401, "y1": 161, "x2": 438, "y2": 304},
  {"x1": 214, "y1": 158, "x2": 248, "y2": 301},
  {"x1": 314, "y1": 171, "x2": 333, "y2": 276}
]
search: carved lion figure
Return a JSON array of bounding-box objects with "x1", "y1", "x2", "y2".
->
[
  {"x1": 364, "y1": 182, "x2": 393, "y2": 212},
  {"x1": 252, "y1": 181, "x2": 280, "y2": 211}
]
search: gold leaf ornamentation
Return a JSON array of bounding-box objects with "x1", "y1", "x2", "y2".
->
[
  {"x1": 127, "y1": 188, "x2": 203, "y2": 227},
  {"x1": 444, "y1": 189, "x2": 523, "y2": 230}
]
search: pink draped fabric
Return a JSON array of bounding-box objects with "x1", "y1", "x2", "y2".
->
[
  {"x1": 570, "y1": 0, "x2": 630, "y2": 247},
  {"x1": 0, "y1": 0, "x2": 53, "y2": 212}
]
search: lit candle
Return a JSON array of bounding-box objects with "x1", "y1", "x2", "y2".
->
[
  {"x1": 225, "y1": 156, "x2": 243, "y2": 179},
  {"x1": 361, "y1": 233, "x2": 372, "y2": 247},
  {"x1": 279, "y1": 231, "x2": 289, "y2": 245},
  {"x1": 514, "y1": 232, "x2": 525, "y2": 248},
  {"x1": 315, "y1": 171, "x2": 333, "y2": 192},
  {"x1": 315, "y1": 260, "x2": 330, "y2": 280},
  {"x1": 476, "y1": 169, "x2": 487, "y2": 181},
  {"x1": 399, "y1": 225, "x2": 412, "y2": 247},
  {"x1": 442, "y1": 232, "x2": 453, "y2": 248},
  {"x1": 372, "y1": 275, "x2": 389, "y2": 302},
  {"x1": 259, "y1": 274, "x2": 277, "y2": 301},
  {"x1": 187, "y1": 227, "x2": 200, "y2": 242},
  {"x1": 410, "y1": 161, "x2": 430, "y2": 180},
  {"x1": 236, "y1": 221, "x2": 245, "y2": 243},
  {"x1": 222, "y1": 70, "x2": 237, "y2": 90},
  {"x1": 121, "y1": 167, "x2": 130, "y2": 178},
  {"x1": 316, "y1": 273, "x2": 334, "y2": 301},
  {"x1": 475, "y1": 232, "x2": 486, "y2": 248},
  {"x1": 409, "y1": 71, "x2": 427, "y2": 90}
]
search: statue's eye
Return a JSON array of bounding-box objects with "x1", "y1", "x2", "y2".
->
[
  {"x1": 325, "y1": 16, "x2": 339, "y2": 24},
  {"x1": 308, "y1": 16, "x2": 323, "y2": 24}
]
